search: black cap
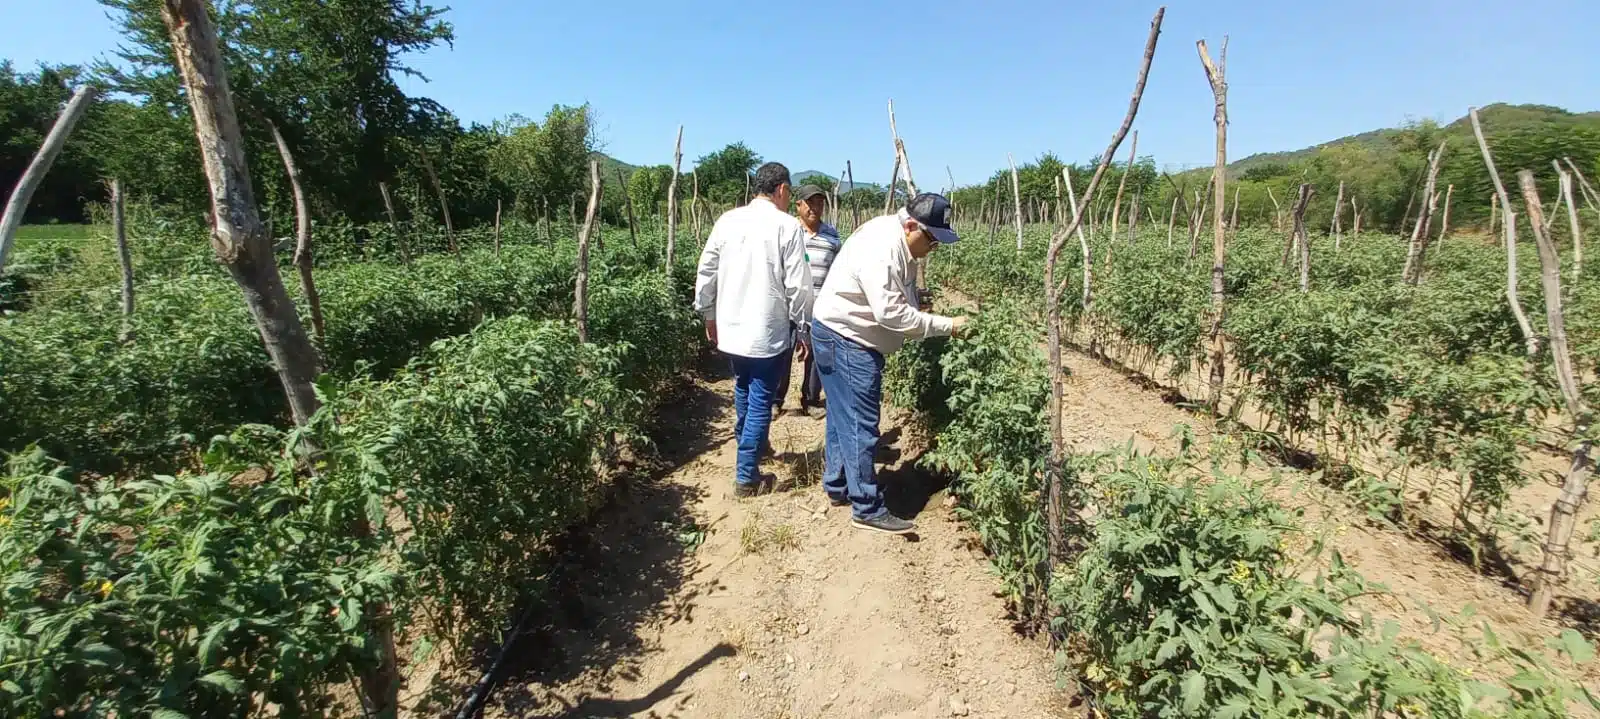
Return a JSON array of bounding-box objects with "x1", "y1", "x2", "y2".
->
[
  {"x1": 906, "y1": 192, "x2": 960, "y2": 244},
  {"x1": 795, "y1": 184, "x2": 827, "y2": 200}
]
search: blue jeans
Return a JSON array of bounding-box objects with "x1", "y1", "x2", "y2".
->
[
  {"x1": 728, "y1": 352, "x2": 785, "y2": 486},
  {"x1": 812, "y1": 320, "x2": 887, "y2": 520}
]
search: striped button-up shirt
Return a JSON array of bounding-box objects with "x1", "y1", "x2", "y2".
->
[{"x1": 804, "y1": 221, "x2": 841, "y2": 294}]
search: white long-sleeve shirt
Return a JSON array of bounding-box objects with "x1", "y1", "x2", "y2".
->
[
  {"x1": 693, "y1": 197, "x2": 813, "y2": 358},
  {"x1": 814, "y1": 212, "x2": 954, "y2": 354}
]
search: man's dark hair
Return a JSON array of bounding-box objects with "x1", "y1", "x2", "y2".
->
[{"x1": 753, "y1": 162, "x2": 790, "y2": 197}]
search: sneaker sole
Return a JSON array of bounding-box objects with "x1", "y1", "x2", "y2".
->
[{"x1": 850, "y1": 518, "x2": 915, "y2": 535}]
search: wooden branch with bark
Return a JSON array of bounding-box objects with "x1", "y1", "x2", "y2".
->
[
  {"x1": 1471, "y1": 107, "x2": 1539, "y2": 356},
  {"x1": 1009, "y1": 153, "x2": 1024, "y2": 252},
  {"x1": 666, "y1": 125, "x2": 683, "y2": 270},
  {"x1": 1402, "y1": 141, "x2": 1446, "y2": 285},
  {"x1": 1292, "y1": 183, "x2": 1314, "y2": 292},
  {"x1": 574, "y1": 159, "x2": 601, "y2": 343},
  {"x1": 1110, "y1": 130, "x2": 1137, "y2": 243},
  {"x1": 111, "y1": 178, "x2": 134, "y2": 343},
  {"x1": 269, "y1": 121, "x2": 325, "y2": 357},
  {"x1": 1198, "y1": 34, "x2": 1228, "y2": 416},
  {"x1": 0, "y1": 85, "x2": 97, "y2": 270}
]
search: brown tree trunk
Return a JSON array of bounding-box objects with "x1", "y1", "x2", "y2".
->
[
  {"x1": 1009, "y1": 153, "x2": 1024, "y2": 252},
  {"x1": 1518, "y1": 171, "x2": 1592, "y2": 618},
  {"x1": 111, "y1": 178, "x2": 134, "y2": 343},
  {"x1": 1110, "y1": 130, "x2": 1138, "y2": 243},
  {"x1": 1198, "y1": 36, "x2": 1228, "y2": 417},
  {"x1": 1292, "y1": 183, "x2": 1315, "y2": 292},
  {"x1": 574, "y1": 159, "x2": 601, "y2": 343},
  {"x1": 1045, "y1": 7, "x2": 1163, "y2": 575},
  {"x1": 418, "y1": 147, "x2": 455, "y2": 255},
  {"x1": 666, "y1": 125, "x2": 683, "y2": 270},
  {"x1": 269, "y1": 121, "x2": 325, "y2": 356},
  {"x1": 379, "y1": 182, "x2": 408, "y2": 263},
  {"x1": 1471, "y1": 108, "x2": 1539, "y2": 356},
  {"x1": 0, "y1": 85, "x2": 97, "y2": 269}
]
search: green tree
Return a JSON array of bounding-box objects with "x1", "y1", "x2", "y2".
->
[
  {"x1": 694, "y1": 142, "x2": 760, "y2": 204},
  {"x1": 628, "y1": 165, "x2": 673, "y2": 216},
  {"x1": 489, "y1": 104, "x2": 595, "y2": 223}
]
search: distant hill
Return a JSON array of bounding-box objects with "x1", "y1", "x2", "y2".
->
[
  {"x1": 1228, "y1": 104, "x2": 1600, "y2": 175},
  {"x1": 793, "y1": 169, "x2": 884, "y2": 193}
]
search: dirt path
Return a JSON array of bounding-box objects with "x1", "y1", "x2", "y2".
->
[{"x1": 483, "y1": 357, "x2": 1069, "y2": 718}]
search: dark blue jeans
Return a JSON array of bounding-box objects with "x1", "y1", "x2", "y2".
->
[
  {"x1": 812, "y1": 320, "x2": 887, "y2": 520},
  {"x1": 728, "y1": 352, "x2": 785, "y2": 487}
]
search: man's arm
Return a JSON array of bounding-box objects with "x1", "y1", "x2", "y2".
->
[
  {"x1": 693, "y1": 222, "x2": 723, "y2": 342},
  {"x1": 860, "y1": 246, "x2": 953, "y2": 339},
  {"x1": 781, "y1": 221, "x2": 814, "y2": 331}
]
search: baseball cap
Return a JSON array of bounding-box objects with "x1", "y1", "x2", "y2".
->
[
  {"x1": 906, "y1": 192, "x2": 960, "y2": 244},
  {"x1": 795, "y1": 184, "x2": 827, "y2": 200}
]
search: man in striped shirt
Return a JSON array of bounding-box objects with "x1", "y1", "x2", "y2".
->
[{"x1": 775, "y1": 184, "x2": 841, "y2": 417}]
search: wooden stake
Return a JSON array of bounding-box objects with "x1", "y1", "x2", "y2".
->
[
  {"x1": 1198, "y1": 34, "x2": 1228, "y2": 417},
  {"x1": 1266, "y1": 185, "x2": 1283, "y2": 232},
  {"x1": 0, "y1": 85, "x2": 97, "y2": 270},
  {"x1": 379, "y1": 181, "x2": 408, "y2": 263},
  {"x1": 888, "y1": 99, "x2": 918, "y2": 196},
  {"x1": 666, "y1": 125, "x2": 683, "y2": 270},
  {"x1": 1471, "y1": 107, "x2": 1539, "y2": 356},
  {"x1": 1008, "y1": 153, "x2": 1024, "y2": 252},
  {"x1": 1350, "y1": 195, "x2": 1362, "y2": 235},
  {"x1": 1109, "y1": 130, "x2": 1138, "y2": 243},
  {"x1": 1063, "y1": 167, "x2": 1091, "y2": 309},
  {"x1": 1556, "y1": 161, "x2": 1582, "y2": 283},
  {"x1": 846, "y1": 160, "x2": 861, "y2": 228},
  {"x1": 494, "y1": 198, "x2": 502, "y2": 256},
  {"x1": 616, "y1": 168, "x2": 639, "y2": 249},
  {"x1": 946, "y1": 165, "x2": 957, "y2": 196},
  {"x1": 418, "y1": 147, "x2": 456, "y2": 255},
  {"x1": 1330, "y1": 180, "x2": 1345, "y2": 250},
  {"x1": 574, "y1": 159, "x2": 600, "y2": 343},
  {"x1": 111, "y1": 178, "x2": 134, "y2": 343},
  {"x1": 691, "y1": 168, "x2": 702, "y2": 241},
  {"x1": 884, "y1": 157, "x2": 901, "y2": 214},
  {"x1": 1045, "y1": 6, "x2": 1163, "y2": 574},
  {"x1": 1292, "y1": 183, "x2": 1314, "y2": 292},
  {"x1": 1518, "y1": 170, "x2": 1592, "y2": 618},
  {"x1": 1437, "y1": 183, "x2": 1453, "y2": 247},
  {"x1": 1490, "y1": 192, "x2": 1499, "y2": 237},
  {"x1": 1166, "y1": 194, "x2": 1178, "y2": 249},
  {"x1": 269, "y1": 120, "x2": 325, "y2": 357},
  {"x1": 1402, "y1": 141, "x2": 1446, "y2": 285}
]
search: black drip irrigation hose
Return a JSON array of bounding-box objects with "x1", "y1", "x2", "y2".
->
[{"x1": 452, "y1": 601, "x2": 539, "y2": 719}]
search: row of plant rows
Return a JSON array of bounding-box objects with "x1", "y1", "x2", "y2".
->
[
  {"x1": 0, "y1": 262, "x2": 698, "y2": 716},
  {"x1": 934, "y1": 225, "x2": 1594, "y2": 552},
  {"x1": 885, "y1": 289, "x2": 1599, "y2": 716},
  {"x1": 0, "y1": 233, "x2": 683, "y2": 472}
]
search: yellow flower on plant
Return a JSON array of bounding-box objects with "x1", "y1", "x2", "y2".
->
[
  {"x1": 98, "y1": 579, "x2": 113, "y2": 599},
  {"x1": 1229, "y1": 560, "x2": 1251, "y2": 586}
]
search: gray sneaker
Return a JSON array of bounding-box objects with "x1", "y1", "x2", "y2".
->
[{"x1": 851, "y1": 514, "x2": 915, "y2": 535}]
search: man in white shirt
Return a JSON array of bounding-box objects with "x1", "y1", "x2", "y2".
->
[
  {"x1": 694, "y1": 162, "x2": 813, "y2": 497},
  {"x1": 812, "y1": 192, "x2": 968, "y2": 534}
]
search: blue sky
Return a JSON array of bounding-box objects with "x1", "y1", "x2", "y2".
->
[{"x1": 5, "y1": 0, "x2": 1598, "y2": 186}]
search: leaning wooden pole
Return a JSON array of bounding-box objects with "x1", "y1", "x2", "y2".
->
[
  {"x1": 111, "y1": 178, "x2": 135, "y2": 343},
  {"x1": 1228, "y1": 185, "x2": 1240, "y2": 231},
  {"x1": 1109, "y1": 130, "x2": 1138, "y2": 243},
  {"x1": 690, "y1": 168, "x2": 702, "y2": 241},
  {"x1": 1519, "y1": 171, "x2": 1592, "y2": 618},
  {"x1": 1556, "y1": 162, "x2": 1582, "y2": 284},
  {"x1": 1166, "y1": 194, "x2": 1178, "y2": 249},
  {"x1": 1062, "y1": 167, "x2": 1091, "y2": 309},
  {"x1": 269, "y1": 121, "x2": 325, "y2": 356},
  {"x1": 379, "y1": 181, "x2": 408, "y2": 263},
  {"x1": 1330, "y1": 179, "x2": 1346, "y2": 250},
  {"x1": 1402, "y1": 141, "x2": 1446, "y2": 285},
  {"x1": 1008, "y1": 153, "x2": 1024, "y2": 252},
  {"x1": 0, "y1": 85, "x2": 97, "y2": 270},
  {"x1": 1198, "y1": 35, "x2": 1229, "y2": 417},
  {"x1": 888, "y1": 99, "x2": 918, "y2": 197},
  {"x1": 418, "y1": 147, "x2": 456, "y2": 255},
  {"x1": 884, "y1": 157, "x2": 901, "y2": 214},
  {"x1": 1471, "y1": 107, "x2": 1539, "y2": 356},
  {"x1": 1292, "y1": 183, "x2": 1315, "y2": 292},
  {"x1": 493, "y1": 198, "x2": 502, "y2": 257},
  {"x1": 665, "y1": 124, "x2": 683, "y2": 271},
  {"x1": 1045, "y1": 6, "x2": 1163, "y2": 574},
  {"x1": 1437, "y1": 183, "x2": 1454, "y2": 247},
  {"x1": 845, "y1": 160, "x2": 861, "y2": 228},
  {"x1": 574, "y1": 159, "x2": 601, "y2": 343}
]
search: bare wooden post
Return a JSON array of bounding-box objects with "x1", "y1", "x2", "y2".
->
[
  {"x1": 1471, "y1": 107, "x2": 1539, "y2": 356},
  {"x1": 1437, "y1": 183, "x2": 1454, "y2": 247},
  {"x1": 1490, "y1": 192, "x2": 1499, "y2": 235},
  {"x1": 1518, "y1": 171, "x2": 1592, "y2": 618},
  {"x1": 1403, "y1": 141, "x2": 1446, "y2": 285},
  {"x1": 888, "y1": 99, "x2": 918, "y2": 197},
  {"x1": 493, "y1": 198, "x2": 502, "y2": 256},
  {"x1": 691, "y1": 168, "x2": 702, "y2": 241},
  {"x1": 1008, "y1": 153, "x2": 1024, "y2": 252},
  {"x1": 418, "y1": 147, "x2": 456, "y2": 255},
  {"x1": 1350, "y1": 196, "x2": 1362, "y2": 235},
  {"x1": 1166, "y1": 194, "x2": 1178, "y2": 249},
  {"x1": 574, "y1": 159, "x2": 601, "y2": 343},
  {"x1": 615, "y1": 168, "x2": 639, "y2": 249},
  {"x1": 946, "y1": 165, "x2": 957, "y2": 196},
  {"x1": 884, "y1": 157, "x2": 901, "y2": 214},
  {"x1": 666, "y1": 125, "x2": 683, "y2": 270},
  {"x1": 987, "y1": 179, "x2": 1001, "y2": 245},
  {"x1": 1128, "y1": 189, "x2": 1143, "y2": 239},
  {"x1": 379, "y1": 181, "x2": 408, "y2": 263},
  {"x1": 1045, "y1": 6, "x2": 1163, "y2": 574},
  {"x1": 1109, "y1": 130, "x2": 1138, "y2": 243},
  {"x1": 111, "y1": 178, "x2": 134, "y2": 343},
  {"x1": 1198, "y1": 35, "x2": 1228, "y2": 417},
  {"x1": 846, "y1": 161, "x2": 861, "y2": 228},
  {"x1": 268, "y1": 121, "x2": 325, "y2": 355},
  {"x1": 1292, "y1": 183, "x2": 1314, "y2": 292},
  {"x1": 1266, "y1": 185, "x2": 1283, "y2": 232},
  {"x1": 1330, "y1": 180, "x2": 1346, "y2": 250},
  {"x1": 1227, "y1": 185, "x2": 1240, "y2": 231},
  {"x1": 1063, "y1": 167, "x2": 1091, "y2": 309},
  {"x1": 0, "y1": 85, "x2": 98, "y2": 270},
  {"x1": 743, "y1": 172, "x2": 751, "y2": 205},
  {"x1": 1556, "y1": 162, "x2": 1582, "y2": 283}
]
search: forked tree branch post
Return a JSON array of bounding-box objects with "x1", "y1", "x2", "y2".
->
[
  {"x1": 666, "y1": 125, "x2": 683, "y2": 271},
  {"x1": 1402, "y1": 141, "x2": 1446, "y2": 285},
  {"x1": 1471, "y1": 107, "x2": 1539, "y2": 356},
  {"x1": 269, "y1": 120, "x2": 325, "y2": 357},
  {"x1": 1062, "y1": 167, "x2": 1091, "y2": 310},
  {"x1": 1197, "y1": 34, "x2": 1229, "y2": 417},
  {"x1": 1437, "y1": 183, "x2": 1454, "y2": 248},
  {"x1": 1044, "y1": 5, "x2": 1164, "y2": 576},
  {"x1": 1109, "y1": 130, "x2": 1138, "y2": 243},
  {"x1": 0, "y1": 85, "x2": 98, "y2": 270},
  {"x1": 574, "y1": 159, "x2": 601, "y2": 343},
  {"x1": 1292, "y1": 183, "x2": 1314, "y2": 292},
  {"x1": 418, "y1": 147, "x2": 456, "y2": 255},
  {"x1": 889, "y1": 100, "x2": 925, "y2": 286},
  {"x1": 1330, "y1": 180, "x2": 1345, "y2": 251},
  {"x1": 1518, "y1": 171, "x2": 1592, "y2": 619},
  {"x1": 1556, "y1": 162, "x2": 1582, "y2": 284},
  {"x1": 111, "y1": 178, "x2": 135, "y2": 343}
]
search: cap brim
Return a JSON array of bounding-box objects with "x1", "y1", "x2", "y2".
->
[{"x1": 927, "y1": 225, "x2": 960, "y2": 244}]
